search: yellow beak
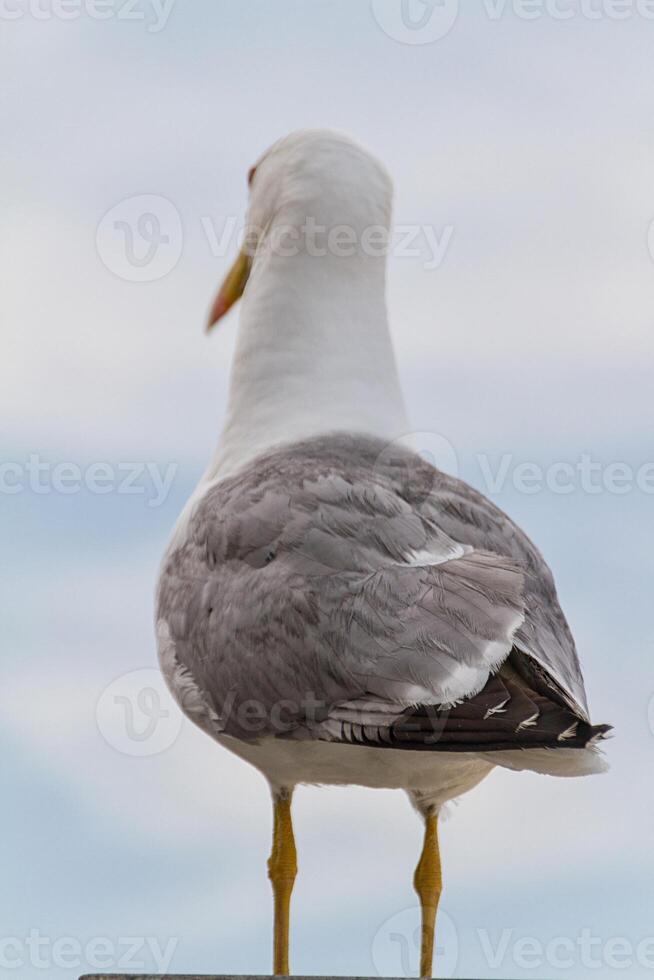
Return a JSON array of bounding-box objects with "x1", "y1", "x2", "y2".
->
[{"x1": 206, "y1": 247, "x2": 252, "y2": 332}]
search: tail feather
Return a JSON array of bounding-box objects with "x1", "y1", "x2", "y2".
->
[{"x1": 321, "y1": 651, "x2": 612, "y2": 755}]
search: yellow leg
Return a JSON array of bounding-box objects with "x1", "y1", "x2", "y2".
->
[
  {"x1": 268, "y1": 789, "x2": 297, "y2": 975},
  {"x1": 413, "y1": 809, "x2": 442, "y2": 979}
]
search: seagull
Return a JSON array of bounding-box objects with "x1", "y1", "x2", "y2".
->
[{"x1": 156, "y1": 129, "x2": 611, "y2": 978}]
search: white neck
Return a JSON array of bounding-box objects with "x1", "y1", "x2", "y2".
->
[{"x1": 207, "y1": 241, "x2": 408, "y2": 481}]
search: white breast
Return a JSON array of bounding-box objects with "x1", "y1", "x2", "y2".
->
[{"x1": 216, "y1": 731, "x2": 494, "y2": 809}]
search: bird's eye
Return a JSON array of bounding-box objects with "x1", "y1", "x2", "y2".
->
[{"x1": 247, "y1": 165, "x2": 257, "y2": 187}]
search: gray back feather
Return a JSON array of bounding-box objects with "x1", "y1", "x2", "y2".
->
[{"x1": 157, "y1": 434, "x2": 589, "y2": 741}]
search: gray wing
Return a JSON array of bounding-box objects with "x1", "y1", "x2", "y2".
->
[{"x1": 157, "y1": 433, "x2": 602, "y2": 746}]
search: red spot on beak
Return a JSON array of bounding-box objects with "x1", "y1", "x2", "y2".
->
[{"x1": 207, "y1": 292, "x2": 230, "y2": 330}]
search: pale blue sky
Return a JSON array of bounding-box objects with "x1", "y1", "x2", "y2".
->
[{"x1": 3, "y1": 2, "x2": 654, "y2": 978}]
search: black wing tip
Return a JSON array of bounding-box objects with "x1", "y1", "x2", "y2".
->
[{"x1": 318, "y1": 668, "x2": 613, "y2": 754}]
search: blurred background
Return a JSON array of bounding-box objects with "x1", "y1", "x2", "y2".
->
[{"x1": 3, "y1": 1, "x2": 653, "y2": 977}]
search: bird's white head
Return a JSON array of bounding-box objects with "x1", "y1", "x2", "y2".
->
[
  {"x1": 207, "y1": 129, "x2": 394, "y2": 328},
  {"x1": 206, "y1": 129, "x2": 408, "y2": 480}
]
